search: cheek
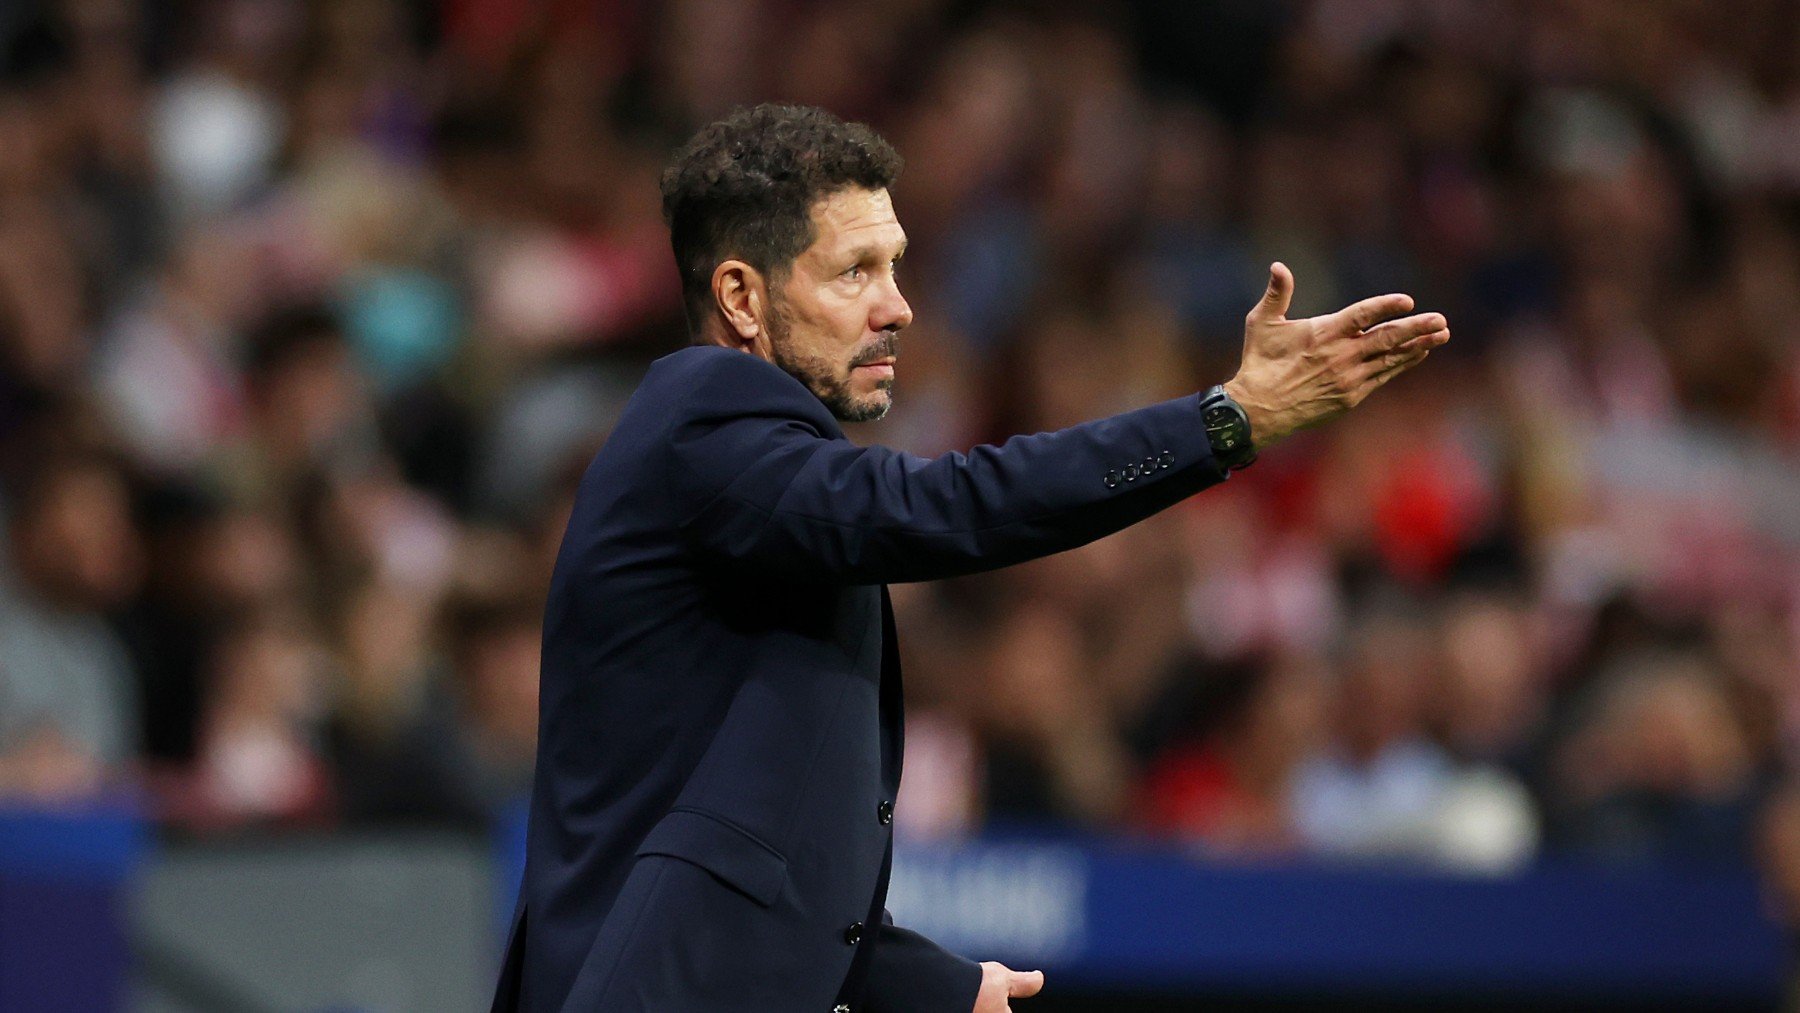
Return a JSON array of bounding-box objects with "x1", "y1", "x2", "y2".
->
[
  {"x1": 832, "y1": 321, "x2": 867, "y2": 362},
  {"x1": 820, "y1": 300, "x2": 870, "y2": 351},
  {"x1": 782, "y1": 289, "x2": 867, "y2": 369}
]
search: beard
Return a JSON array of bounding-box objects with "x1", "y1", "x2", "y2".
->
[{"x1": 767, "y1": 297, "x2": 895, "y2": 423}]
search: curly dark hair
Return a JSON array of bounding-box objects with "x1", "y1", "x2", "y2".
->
[{"x1": 660, "y1": 104, "x2": 903, "y2": 333}]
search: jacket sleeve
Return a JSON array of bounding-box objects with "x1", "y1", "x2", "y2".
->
[
  {"x1": 863, "y1": 910, "x2": 983, "y2": 1013},
  {"x1": 666, "y1": 349, "x2": 1230, "y2": 585}
]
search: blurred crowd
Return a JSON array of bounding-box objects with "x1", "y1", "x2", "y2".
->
[{"x1": 3, "y1": 0, "x2": 1800, "y2": 918}]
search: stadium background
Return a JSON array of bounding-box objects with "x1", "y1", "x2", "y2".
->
[{"x1": 2, "y1": 0, "x2": 1799, "y2": 1009}]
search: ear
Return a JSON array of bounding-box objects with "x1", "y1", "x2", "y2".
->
[{"x1": 711, "y1": 260, "x2": 771, "y2": 357}]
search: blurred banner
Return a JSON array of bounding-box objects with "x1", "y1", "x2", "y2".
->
[
  {"x1": 487, "y1": 804, "x2": 1790, "y2": 1007},
  {"x1": 0, "y1": 804, "x2": 1787, "y2": 1009},
  {"x1": 886, "y1": 835, "x2": 1788, "y2": 1005}
]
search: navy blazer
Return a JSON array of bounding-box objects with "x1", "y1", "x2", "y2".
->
[{"x1": 492, "y1": 345, "x2": 1229, "y2": 1012}]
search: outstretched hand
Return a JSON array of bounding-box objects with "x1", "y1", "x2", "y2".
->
[
  {"x1": 972, "y1": 961, "x2": 1044, "y2": 1012},
  {"x1": 1223, "y1": 262, "x2": 1449, "y2": 448}
]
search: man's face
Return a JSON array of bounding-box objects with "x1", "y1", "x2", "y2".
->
[{"x1": 767, "y1": 187, "x2": 912, "y2": 422}]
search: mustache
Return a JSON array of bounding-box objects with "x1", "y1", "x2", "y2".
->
[{"x1": 851, "y1": 334, "x2": 899, "y2": 367}]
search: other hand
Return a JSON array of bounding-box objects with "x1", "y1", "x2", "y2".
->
[
  {"x1": 1223, "y1": 262, "x2": 1449, "y2": 448},
  {"x1": 972, "y1": 961, "x2": 1044, "y2": 1012}
]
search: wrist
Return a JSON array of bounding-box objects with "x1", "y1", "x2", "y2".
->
[{"x1": 1221, "y1": 377, "x2": 1283, "y2": 449}]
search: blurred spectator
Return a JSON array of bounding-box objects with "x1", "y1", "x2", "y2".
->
[
  {"x1": 979, "y1": 597, "x2": 1133, "y2": 827},
  {"x1": 166, "y1": 606, "x2": 333, "y2": 831},
  {"x1": 148, "y1": 0, "x2": 289, "y2": 221},
  {"x1": 324, "y1": 578, "x2": 455, "y2": 825},
  {"x1": 1432, "y1": 586, "x2": 1546, "y2": 772},
  {"x1": 0, "y1": 454, "x2": 142, "y2": 800},
  {"x1": 1133, "y1": 652, "x2": 1327, "y2": 858},
  {"x1": 1759, "y1": 783, "x2": 1800, "y2": 951},
  {"x1": 234, "y1": 301, "x2": 383, "y2": 496},
  {"x1": 1548, "y1": 651, "x2": 1763, "y2": 866},
  {"x1": 1290, "y1": 603, "x2": 1538, "y2": 871},
  {"x1": 888, "y1": 582, "x2": 982, "y2": 843},
  {"x1": 442, "y1": 592, "x2": 541, "y2": 816},
  {"x1": 94, "y1": 228, "x2": 253, "y2": 475},
  {"x1": 1288, "y1": 605, "x2": 1452, "y2": 858},
  {"x1": 122, "y1": 486, "x2": 303, "y2": 763}
]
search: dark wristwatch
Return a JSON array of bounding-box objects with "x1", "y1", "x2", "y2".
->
[{"x1": 1199, "y1": 385, "x2": 1257, "y2": 471}]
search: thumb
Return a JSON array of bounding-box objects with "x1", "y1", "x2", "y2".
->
[
  {"x1": 1008, "y1": 969, "x2": 1045, "y2": 998},
  {"x1": 1250, "y1": 261, "x2": 1294, "y2": 321}
]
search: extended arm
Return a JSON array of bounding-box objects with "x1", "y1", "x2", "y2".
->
[
  {"x1": 669, "y1": 262, "x2": 1448, "y2": 587},
  {"x1": 668, "y1": 348, "x2": 1228, "y2": 585}
]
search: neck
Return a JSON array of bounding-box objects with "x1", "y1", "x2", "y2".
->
[{"x1": 695, "y1": 318, "x2": 773, "y2": 363}]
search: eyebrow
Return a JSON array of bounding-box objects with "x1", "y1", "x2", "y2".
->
[{"x1": 846, "y1": 241, "x2": 908, "y2": 264}]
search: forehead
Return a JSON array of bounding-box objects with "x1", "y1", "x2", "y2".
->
[{"x1": 805, "y1": 187, "x2": 905, "y2": 256}]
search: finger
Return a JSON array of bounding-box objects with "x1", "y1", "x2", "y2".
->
[
  {"x1": 1356, "y1": 346, "x2": 1431, "y2": 390},
  {"x1": 1358, "y1": 315, "x2": 1447, "y2": 356},
  {"x1": 1388, "y1": 327, "x2": 1451, "y2": 354},
  {"x1": 1008, "y1": 970, "x2": 1045, "y2": 997},
  {"x1": 1248, "y1": 262, "x2": 1294, "y2": 321},
  {"x1": 1351, "y1": 343, "x2": 1431, "y2": 386},
  {"x1": 1333, "y1": 292, "x2": 1416, "y2": 334},
  {"x1": 1375, "y1": 348, "x2": 1428, "y2": 388}
]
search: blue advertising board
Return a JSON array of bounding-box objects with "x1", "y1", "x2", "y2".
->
[
  {"x1": 486, "y1": 799, "x2": 1788, "y2": 1003},
  {"x1": 0, "y1": 799, "x2": 147, "y2": 1012},
  {"x1": 884, "y1": 835, "x2": 1789, "y2": 1003}
]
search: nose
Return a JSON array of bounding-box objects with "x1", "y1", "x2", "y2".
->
[{"x1": 873, "y1": 274, "x2": 913, "y2": 333}]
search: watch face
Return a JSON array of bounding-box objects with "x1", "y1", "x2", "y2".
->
[
  {"x1": 1201, "y1": 387, "x2": 1254, "y2": 468},
  {"x1": 1204, "y1": 398, "x2": 1250, "y2": 460}
]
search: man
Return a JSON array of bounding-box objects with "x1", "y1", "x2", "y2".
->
[{"x1": 492, "y1": 104, "x2": 1447, "y2": 1013}]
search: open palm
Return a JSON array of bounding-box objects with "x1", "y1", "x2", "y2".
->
[{"x1": 1223, "y1": 262, "x2": 1450, "y2": 447}]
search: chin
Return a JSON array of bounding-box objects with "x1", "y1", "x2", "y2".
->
[
  {"x1": 833, "y1": 386, "x2": 893, "y2": 423},
  {"x1": 805, "y1": 365, "x2": 896, "y2": 422},
  {"x1": 837, "y1": 398, "x2": 892, "y2": 424}
]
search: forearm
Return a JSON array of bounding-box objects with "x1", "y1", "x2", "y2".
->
[{"x1": 680, "y1": 392, "x2": 1231, "y2": 584}]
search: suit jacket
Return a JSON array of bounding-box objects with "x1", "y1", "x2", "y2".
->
[{"x1": 491, "y1": 345, "x2": 1229, "y2": 1012}]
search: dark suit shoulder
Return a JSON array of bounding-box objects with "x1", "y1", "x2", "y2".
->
[{"x1": 646, "y1": 346, "x2": 837, "y2": 433}]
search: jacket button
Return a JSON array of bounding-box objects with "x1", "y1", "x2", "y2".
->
[
  {"x1": 1143, "y1": 456, "x2": 1157, "y2": 474},
  {"x1": 843, "y1": 921, "x2": 864, "y2": 946},
  {"x1": 1158, "y1": 450, "x2": 1174, "y2": 469},
  {"x1": 1124, "y1": 463, "x2": 1139, "y2": 481},
  {"x1": 1103, "y1": 470, "x2": 1118, "y2": 489},
  {"x1": 834, "y1": 1006, "x2": 851, "y2": 1013},
  {"x1": 877, "y1": 800, "x2": 894, "y2": 825}
]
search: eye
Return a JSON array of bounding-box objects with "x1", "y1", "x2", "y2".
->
[{"x1": 842, "y1": 265, "x2": 863, "y2": 281}]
